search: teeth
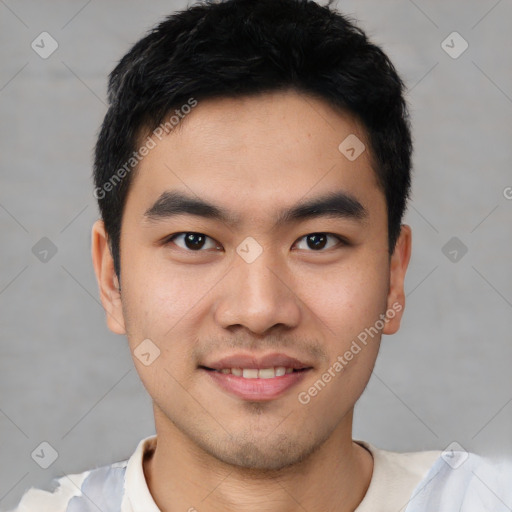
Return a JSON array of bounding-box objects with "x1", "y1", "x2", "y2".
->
[
  {"x1": 259, "y1": 368, "x2": 276, "y2": 379},
  {"x1": 275, "y1": 367, "x2": 286, "y2": 377},
  {"x1": 215, "y1": 366, "x2": 299, "y2": 378},
  {"x1": 242, "y1": 368, "x2": 259, "y2": 379}
]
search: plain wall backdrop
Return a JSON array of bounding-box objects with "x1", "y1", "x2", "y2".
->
[{"x1": 1, "y1": 0, "x2": 511, "y2": 509}]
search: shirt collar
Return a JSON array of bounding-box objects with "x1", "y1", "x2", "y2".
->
[{"x1": 123, "y1": 435, "x2": 160, "y2": 512}]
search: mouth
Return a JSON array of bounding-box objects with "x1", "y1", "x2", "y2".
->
[
  {"x1": 199, "y1": 366, "x2": 310, "y2": 378},
  {"x1": 198, "y1": 353, "x2": 313, "y2": 401}
]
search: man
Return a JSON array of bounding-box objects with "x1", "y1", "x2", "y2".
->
[{"x1": 11, "y1": 0, "x2": 512, "y2": 510}]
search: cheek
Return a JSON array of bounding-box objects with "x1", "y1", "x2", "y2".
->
[
  {"x1": 120, "y1": 264, "x2": 200, "y2": 395},
  {"x1": 120, "y1": 255, "x2": 220, "y2": 388},
  {"x1": 298, "y1": 254, "x2": 390, "y2": 340},
  {"x1": 121, "y1": 253, "x2": 207, "y2": 336},
  {"x1": 296, "y1": 260, "x2": 388, "y2": 410}
]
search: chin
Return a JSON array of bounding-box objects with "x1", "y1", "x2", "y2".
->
[{"x1": 202, "y1": 433, "x2": 324, "y2": 472}]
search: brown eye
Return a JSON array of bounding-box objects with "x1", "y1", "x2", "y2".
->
[
  {"x1": 294, "y1": 233, "x2": 346, "y2": 251},
  {"x1": 166, "y1": 232, "x2": 221, "y2": 251}
]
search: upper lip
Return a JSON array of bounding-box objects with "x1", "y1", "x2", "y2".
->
[{"x1": 201, "y1": 352, "x2": 313, "y2": 370}]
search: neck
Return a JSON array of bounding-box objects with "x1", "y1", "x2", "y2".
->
[{"x1": 143, "y1": 407, "x2": 374, "y2": 512}]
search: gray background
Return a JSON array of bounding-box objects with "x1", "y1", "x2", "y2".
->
[{"x1": 1, "y1": 0, "x2": 511, "y2": 509}]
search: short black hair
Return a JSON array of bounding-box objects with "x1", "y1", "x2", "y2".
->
[{"x1": 93, "y1": 0, "x2": 412, "y2": 280}]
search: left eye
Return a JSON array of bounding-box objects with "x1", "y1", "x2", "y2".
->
[
  {"x1": 165, "y1": 232, "x2": 345, "y2": 252},
  {"x1": 294, "y1": 233, "x2": 345, "y2": 251}
]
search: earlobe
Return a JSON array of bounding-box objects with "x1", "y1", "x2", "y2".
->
[
  {"x1": 382, "y1": 224, "x2": 412, "y2": 335},
  {"x1": 91, "y1": 220, "x2": 126, "y2": 335}
]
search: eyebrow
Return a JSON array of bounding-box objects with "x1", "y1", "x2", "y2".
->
[{"x1": 143, "y1": 189, "x2": 369, "y2": 229}]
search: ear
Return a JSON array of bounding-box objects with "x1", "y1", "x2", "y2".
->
[
  {"x1": 382, "y1": 224, "x2": 412, "y2": 335},
  {"x1": 91, "y1": 219, "x2": 126, "y2": 335}
]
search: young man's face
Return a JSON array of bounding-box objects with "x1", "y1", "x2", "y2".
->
[{"x1": 93, "y1": 89, "x2": 411, "y2": 470}]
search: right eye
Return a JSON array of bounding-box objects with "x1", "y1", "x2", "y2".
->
[{"x1": 164, "y1": 232, "x2": 223, "y2": 252}]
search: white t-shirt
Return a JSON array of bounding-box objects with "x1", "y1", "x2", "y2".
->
[{"x1": 9, "y1": 436, "x2": 512, "y2": 512}]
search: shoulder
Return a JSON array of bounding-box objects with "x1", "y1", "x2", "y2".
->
[
  {"x1": 405, "y1": 449, "x2": 512, "y2": 512},
  {"x1": 356, "y1": 441, "x2": 512, "y2": 512},
  {"x1": 8, "y1": 461, "x2": 128, "y2": 512},
  {"x1": 8, "y1": 469, "x2": 90, "y2": 512},
  {"x1": 354, "y1": 440, "x2": 442, "y2": 512},
  {"x1": 356, "y1": 439, "x2": 442, "y2": 485}
]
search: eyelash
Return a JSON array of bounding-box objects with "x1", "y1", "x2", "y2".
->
[{"x1": 163, "y1": 232, "x2": 348, "y2": 253}]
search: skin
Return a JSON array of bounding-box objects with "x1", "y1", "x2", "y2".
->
[{"x1": 92, "y1": 89, "x2": 412, "y2": 512}]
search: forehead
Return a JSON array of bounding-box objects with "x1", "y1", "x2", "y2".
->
[{"x1": 125, "y1": 89, "x2": 384, "y2": 227}]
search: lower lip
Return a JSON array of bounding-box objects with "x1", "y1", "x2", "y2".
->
[{"x1": 203, "y1": 369, "x2": 310, "y2": 401}]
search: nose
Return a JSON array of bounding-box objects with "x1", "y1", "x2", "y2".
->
[{"x1": 213, "y1": 248, "x2": 302, "y2": 336}]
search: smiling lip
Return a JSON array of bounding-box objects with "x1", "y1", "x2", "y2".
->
[
  {"x1": 199, "y1": 352, "x2": 313, "y2": 401},
  {"x1": 201, "y1": 352, "x2": 312, "y2": 371}
]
